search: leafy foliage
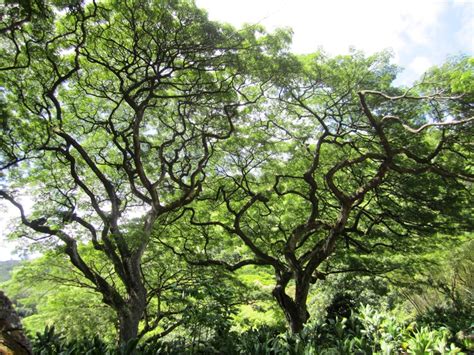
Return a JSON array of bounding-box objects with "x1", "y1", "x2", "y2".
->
[
  {"x1": 0, "y1": 0, "x2": 473, "y2": 347},
  {"x1": 172, "y1": 52, "x2": 473, "y2": 332},
  {"x1": 28, "y1": 305, "x2": 472, "y2": 354},
  {"x1": 1, "y1": 0, "x2": 292, "y2": 343}
]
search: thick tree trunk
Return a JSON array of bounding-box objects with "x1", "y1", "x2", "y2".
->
[
  {"x1": 117, "y1": 293, "x2": 147, "y2": 345},
  {"x1": 118, "y1": 308, "x2": 141, "y2": 344},
  {"x1": 112, "y1": 245, "x2": 149, "y2": 345},
  {"x1": 272, "y1": 284, "x2": 310, "y2": 334},
  {"x1": 116, "y1": 274, "x2": 147, "y2": 345}
]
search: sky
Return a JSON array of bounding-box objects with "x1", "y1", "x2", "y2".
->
[
  {"x1": 196, "y1": 0, "x2": 473, "y2": 84},
  {"x1": 0, "y1": 0, "x2": 473, "y2": 261}
]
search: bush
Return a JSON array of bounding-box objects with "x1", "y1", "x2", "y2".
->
[{"x1": 30, "y1": 304, "x2": 472, "y2": 354}]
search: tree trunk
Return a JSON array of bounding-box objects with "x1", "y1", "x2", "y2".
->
[
  {"x1": 118, "y1": 310, "x2": 140, "y2": 344},
  {"x1": 112, "y1": 247, "x2": 149, "y2": 345},
  {"x1": 117, "y1": 302, "x2": 144, "y2": 345},
  {"x1": 272, "y1": 284, "x2": 310, "y2": 334},
  {"x1": 116, "y1": 281, "x2": 147, "y2": 345}
]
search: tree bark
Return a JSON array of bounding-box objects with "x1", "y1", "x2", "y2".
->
[
  {"x1": 272, "y1": 283, "x2": 310, "y2": 334},
  {"x1": 117, "y1": 298, "x2": 146, "y2": 345},
  {"x1": 118, "y1": 310, "x2": 139, "y2": 345}
]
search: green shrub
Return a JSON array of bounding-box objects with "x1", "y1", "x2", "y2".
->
[{"x1": 30, "y1": 304, "x2": 471, "y2": 354}]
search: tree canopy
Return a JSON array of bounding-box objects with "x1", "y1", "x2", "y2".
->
[
  {"x1": 1, "y1": 0, "x2": 292, "y2": 343},
  {"x1": 164, "y1": 51, "x2": 473, "y2": 332},
  {"x1": 1, "y1": 0, "x2": 472, "y2": 346}
]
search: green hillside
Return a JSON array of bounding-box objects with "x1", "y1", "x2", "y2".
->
[{"x1": 0, "y1": 260, "x2": 20, "y2": 282}]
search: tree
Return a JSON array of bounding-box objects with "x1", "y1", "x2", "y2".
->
[
  {"x1": 174, "y1": 52, "x2": 473, "y2": 333},
  {"x1": 0, "y1": 290, "x2": 32, "y2": 355},
  {"x1": 2, "y1": 242, "x2": 249, "y2": 344},
  {"x1": 0, "y1": 0, "x2": 290, "y2": 343}
]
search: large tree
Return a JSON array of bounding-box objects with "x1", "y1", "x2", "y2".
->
[
  {"x1": 0, "y1": 0, "x2": 289, "y2": 343},
  {"x1": 172, "y1": 52, "x2": 473, "y2": 333}
]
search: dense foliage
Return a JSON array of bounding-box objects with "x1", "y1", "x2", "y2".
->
[
  {"x1": 0, "y1": 0, "x2": 473, "y2": 351},
  {"x1": 25, "y1": 306, "x2": 474, "y2": 354}
]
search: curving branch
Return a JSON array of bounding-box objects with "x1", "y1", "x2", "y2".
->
[{"x1": 382, "y1": 115, "x2": 474, "y2": 134}]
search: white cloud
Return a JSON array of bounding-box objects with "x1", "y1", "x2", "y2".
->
[
  {"x1": 455, "y1": 5, "x2": 474, "y2": 52},
  {"x1": 409, "y1": 56, "x2": 433, "y2": 76},
  {"x1": 196, "y1": 0, "x2": 446, "y2": 60},
  {"x1": 399, "y1": 1, "x2": 446, "y2": 44},
  {"x1": 452, "y1": 0, "x2": 473, "y2": 6}
]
